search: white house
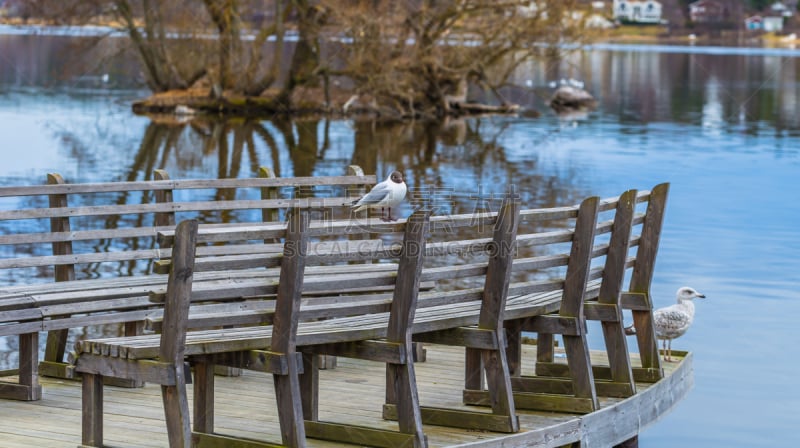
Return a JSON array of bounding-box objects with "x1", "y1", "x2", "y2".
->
[
  {"x1": 764, "y1": 16, "x2": 785, "y2": 31},
  {"x1": 745, "y1": 14, "x2": 785, "y2": 32},
  {"x1": 612, "y1": 0, "x2": 663, "y2": 24}
]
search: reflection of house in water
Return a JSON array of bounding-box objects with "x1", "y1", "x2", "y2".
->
[{"x1": 612, "y1": 0, "x2": 664, "y2": 24}]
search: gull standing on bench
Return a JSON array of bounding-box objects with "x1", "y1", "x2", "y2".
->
[
  {"x1": 352, "y1": 170, "x2": 407, "y2": 221},
  {"x1": 627, "y1": 286, "x2": 705, "y2": 362}
]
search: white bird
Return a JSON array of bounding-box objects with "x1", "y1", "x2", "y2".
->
[
  {"x1": 624, "y1": 286, "x2": 705, "y2": 362},
  {"x1": 351, "y1": 171, "x2": 407, "y2": 221},
  {"x1": 653, "y1": 287, "x2": 706, "y2": 362}
]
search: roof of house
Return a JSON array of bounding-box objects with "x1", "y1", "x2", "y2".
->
[{"x1": 689, "y1": 0, "x2": 722, "y2": 7}]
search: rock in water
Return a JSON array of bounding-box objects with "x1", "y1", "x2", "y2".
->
[{"x1": 549, "y1": 85, "x2": 597, "y2": 113}]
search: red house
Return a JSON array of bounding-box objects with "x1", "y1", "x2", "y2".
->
[{"x1": 689, "y1": 0, "x2": 727, "y2": 23}]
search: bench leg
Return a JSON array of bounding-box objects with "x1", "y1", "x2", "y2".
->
[
  {"x1": 82, "y1": 373, "x2": 103, "y2": 447},
  {"x1": 300, "y1": 352, "x2": 319, "y2": 421},
  {"x1": 632, "y1": 309, "x2": 663, "y2": 379},
  {"x1": 600, "y1": 318, "x2": 636, "y2": 396},
  {"x1": 193, "y1": 361, "x2": 215, "y2": 433},
  {"x1": 43, "y1": 329, "x2": 69, "y2": 368},
  {"x1": 386, "y1": 350, "x2": 425, "y2": 445},
  {"x1": 161, "y1": 365, "x2": 192, "y2": 448},
  {"x1": 18, "y1": 332, "x2": 42, "y2": 400},
  {"x1": 535, "y1": 333, "x2": 555, "y2": 375},
  {"x1": 563, "y1": 334, "x2": 599, "y2": 409},
  {"x1": 464, "y1": 348, "x2": 484, "y2": 391},
  {"x1": 505, "y1": 321, "x2": 522, "y2": 377},
  {"x1": 481, "y1": 331, "x2": 520, "y2": 432},
  {"x1": 273, "y1": 354, "x2": 306, "y2": 447}
]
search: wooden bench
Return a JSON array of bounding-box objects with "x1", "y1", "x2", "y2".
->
[
  {"x1": 462, "y1": 184, "x2": 670, "y2": 415},
  {"x1": 70, "y1": 184, "x2": 669, "y2": 447},
  {"x1": 0, "y1": 166, "x2": 375, "y2": 400}
]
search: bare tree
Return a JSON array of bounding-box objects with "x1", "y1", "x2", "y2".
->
[
  {"x1": 322, "y1": 0, "x2": 593, "y2": 118},
  {"x1": 23, "y1": 0, "x2": 593, "y2": 116}
]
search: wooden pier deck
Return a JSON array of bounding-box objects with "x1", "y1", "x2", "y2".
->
[{"x1": 0, "y1": 344, "x2": 692, "y2": 448}]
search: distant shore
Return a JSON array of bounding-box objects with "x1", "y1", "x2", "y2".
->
[{"x1": 1, "y1": 19, "x2": 798, "y2": 47}]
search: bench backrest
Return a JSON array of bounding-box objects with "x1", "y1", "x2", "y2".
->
[
  {"x1": 0, "y1": 166, "x2": 375, "y2": 285},
  {"x1": 154, "y1": 207, "x2": 433, "y2": 351},
  {"x1": 149, "y1": 183, "x2": 669, "y2": 346}
]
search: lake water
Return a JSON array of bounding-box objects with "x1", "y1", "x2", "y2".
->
[{"x1": 1, "y1": 30, "x2": 799, "y2": 446}]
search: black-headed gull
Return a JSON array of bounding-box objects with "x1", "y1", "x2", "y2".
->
[
  {"x1": 352, "y1": 171, "x2": 407, "y2": 221},
  {"x1": 626, "y1": 287, "x2": 706, "y2": 362}
]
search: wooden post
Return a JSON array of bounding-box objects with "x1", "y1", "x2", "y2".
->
[
  {"x1": 271, "y1": 209, "x2": 309, "y2": 447},
  {"x1": 300, "y1": 351, "x2": 319, "y2": 421},
  {"x1": 534, "y1": 333, "x2": 555, "y2": 375},
  {"x1": 597, "y1": 189, "x2": 637, "y2": 396},
  {"x1": 504, "y1": 320, "x2": 523, "y2": 377},
  {"x1": 153, "y1": 169, "x2": 176, "y2": 228},
  {"x1": 560, "y1": 196, "x2": 600, "y2": 410},
  {"x1": 347, "y1": 165, "x2": 367, "y2": 219},
  {"x1": 81, "y1": 373, "x2": 104, "y2": 447},
  {"x1": 477, "y1": 193, "x2": 520, "y2": 431},
  {"x1": 464, "y1": 348, "x2": 485, "y2": 391},
  {"x1": 384, "y1": 209, "x2": 429, "y2": 444},
  {"x1": 192, "y1": 360, "x2": 216, "y2": 434},
  {"x1": 41, "y1": 173, "x2": 75, "y2": 379},
  {"x1": 629, "y1": 184, "x2": 670, "y2": 378},
  {"x1": 19, "y1": 332, "x2": 42, "y2": 400},
  {"x1": 259, "y1": 166, "x2": 279, "y2": 224},
  {"x1": 159, "y1": 219, "x2": 199, "y2": 448}
]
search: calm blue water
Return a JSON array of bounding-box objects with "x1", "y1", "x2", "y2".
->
[{"x1": 1, "y1": 32, "x2": 799, "y2": 446}]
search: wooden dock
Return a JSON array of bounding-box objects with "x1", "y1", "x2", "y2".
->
[{"x1": 0, "y1": 344, "x2": 692, "y2": 447}]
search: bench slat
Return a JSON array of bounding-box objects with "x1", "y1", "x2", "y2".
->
[
  {"x1": 0, "y1": 197, "x2": 358, "y2": 221},
  {"x1": 75, "y1": 281, "x2": 601, "y2": 361},
  {"x1": 0, "y1": 175, "x2": 376, "y2": 197}
]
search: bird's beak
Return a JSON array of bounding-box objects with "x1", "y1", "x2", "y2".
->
[{"x1": 697, "y1": 293, "x2": 706, "y2": 299}]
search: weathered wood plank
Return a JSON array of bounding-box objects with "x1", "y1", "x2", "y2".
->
[
  {"x1": 197, "y1": 351, "x2": 295, "y2": 376},
  {"x1": 462, "y1": 389, "x2": 597, "y2": 414},
  {"x1": 153, "y1": 169, "x2": 176, "y2": 228},
  {"x1": 193, "y1": 431, "x2": 285, "y2": 448},
  {"x1": 270, "y1": 209, "x2": 309, "y2": 447},
  {"x1": 558, "y1": 196, "x2": 601, "y2": 411},
  {"x1": 383, "y1": 403, "x2": 519, "y2": 433},
  {"x1": 534, "y1": 362, "x2": 666, "y2": 384},
  {"x1": 595, "y1": 189, "x2": 637, "y2": 397},
  {"x1": 507, "y1": 376, "x2": 635, "y2": 398},
  {"x1": 0, "y1": 174, "x2": 376, "y2": 197},
  {"x1": 304, "y1": 420, "x2": 417, "y2": 448},
  {"x1": 524, "y1": 315, "x2": 583, "y2": 336},
  {"x1": 629, "y1": 183, "x2": 670, "y2": 379},
  {"x1": 81, "y1": 373, "x2": 103, "y2": 447},
  {"x1": 74, "y1": 356, "x2": 177, "y2": 384},
  {"x1": 413, "y1": 327, "x2": 498, "y2": 350},
  {"x1": 305, "y1": 341, "x2": 406, "y2": 364},
  {"x1": 192, "y1": 361, "x2": 215, "y2": 434},
  {"x1": 621, "y1": 292, "x2": 650, "y2": 310},
  {"x1": 0, "y1": 197, "x2": 360, "y2": 222},
  {"x1": 383, "y1": 210, "x2": 428, "y2": 445},
  {"x1": 43, "y1": 173, "x2": 75, "y2": 373},
  {"x1": 158, "y1": 219, "x2": 198, "y2": 448}
]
